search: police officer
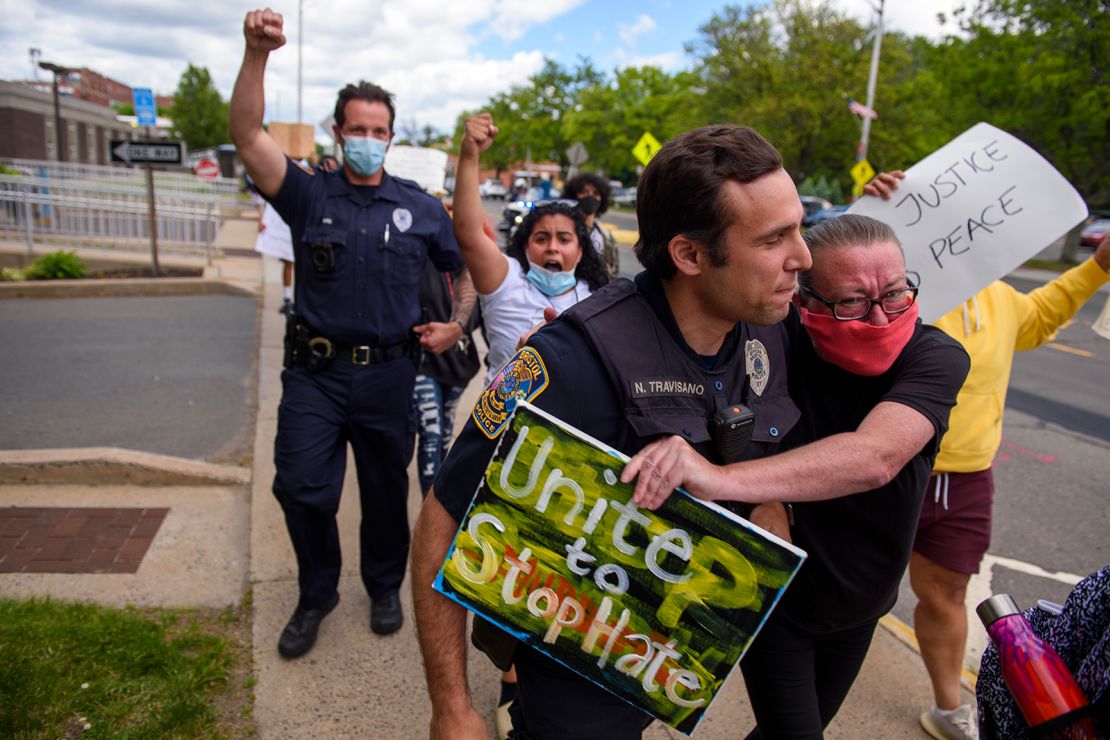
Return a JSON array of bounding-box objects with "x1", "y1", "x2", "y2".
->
[
  {"x1": 411, "y1": 122, "x2": 811, "y2": 738},
  {"x1": 231, "y1": 8, "x2": 462, "y2": 659}
]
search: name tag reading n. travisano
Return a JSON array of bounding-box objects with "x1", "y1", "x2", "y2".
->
[{"x1": 434, "y1": 402, "x2": 806, "y2": 734}]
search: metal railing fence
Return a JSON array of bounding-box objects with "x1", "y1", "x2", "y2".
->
[
  {"x1": 0, "y1": 157, "x2": 243, "y2": 203},
  {"x1": 0, "y1": 174, "x2": 221, "y2": 261}
]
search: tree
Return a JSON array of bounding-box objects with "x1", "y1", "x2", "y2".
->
[{"x1": 171, "y1": 64, "x2": 229, "y2": 151}]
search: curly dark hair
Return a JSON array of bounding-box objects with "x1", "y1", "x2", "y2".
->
[
  {"x1": 334, "y1": 80, "x2": 395, "y2": 133},
  {"x1": 507, "y1": 202, "x2": 610, "y2": 292},
  {"x1": 563, "y1": 173, "x2": 611, "y2": 216}
]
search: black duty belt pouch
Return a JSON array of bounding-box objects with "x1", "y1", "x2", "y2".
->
[
  {"x1": 283, "y1": 315, "x2": 311, "y2": 368},
  {"x1": 471, "y1": 616, "x2": 517, "y2": 672}
]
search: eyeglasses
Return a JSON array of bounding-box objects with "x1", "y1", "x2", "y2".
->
[{"x1": 801, "y1": 283, "x2": 918, "y2": 321}]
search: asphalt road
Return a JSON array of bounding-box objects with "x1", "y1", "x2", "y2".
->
[{"x1": 0, "y1": 294, "x2": 259, "y2": 464}]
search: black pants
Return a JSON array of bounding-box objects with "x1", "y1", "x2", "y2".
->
[
  {"x1": 740, "y1": 616, "x2": 877, "y2": 740},
  {"x1": 272, "y1": 359, "x2": 416, "y2": 609},
  {"x1": 509, "y1": 646, "x2": 653, "y2": 739}
]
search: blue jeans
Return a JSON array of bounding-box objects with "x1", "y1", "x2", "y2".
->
[{"x1": 412, "y1": 374, "x2": 465, "y2": 495}]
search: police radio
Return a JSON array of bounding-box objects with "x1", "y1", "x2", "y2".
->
[{"x1": 710, "y1": 402, "x2": 756, "y2": 463}]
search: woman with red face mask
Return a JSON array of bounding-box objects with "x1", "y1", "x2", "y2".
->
[{"x1": 621, "y1": 213, "x2": 971, "y2": 739}]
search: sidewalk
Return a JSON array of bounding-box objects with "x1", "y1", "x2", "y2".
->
[{"x1": 0, "y1": 213, "x2": 967, "y2": 738}]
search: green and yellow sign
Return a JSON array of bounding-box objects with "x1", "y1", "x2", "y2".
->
[{"x1": 435, "y1": 402, "x2": 806, "y2": 734}]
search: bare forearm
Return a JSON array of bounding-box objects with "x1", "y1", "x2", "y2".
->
[
  {"x1": 411, "y1": 494, "x2": 476, "y2": 717},
  {"x1": 453, "y1": 149, "x2": 488, "y2": 253},
  {"x1": 229, "y1": 50, "x2": 284, "y2": 196},
  {"x1": 451, "y1": 267, "x2": 478, "y2": 327}
]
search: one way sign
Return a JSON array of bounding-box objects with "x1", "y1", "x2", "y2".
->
[{"x1": 110, "y1": 139, "x2": 185, "y2": 166}]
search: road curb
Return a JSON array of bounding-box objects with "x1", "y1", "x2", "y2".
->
[
  {"x1": 0, "y1": 277, "x2": 258, "y2": 300},
  {"x1": 0, "y1": 447, "x2": 251, "y2": 487}
]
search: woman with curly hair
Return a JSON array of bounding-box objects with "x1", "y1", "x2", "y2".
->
[{"x1": 454, "y1": 113, "x2": 610, "y2": 383}]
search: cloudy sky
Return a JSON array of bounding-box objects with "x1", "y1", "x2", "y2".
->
[{"x1": 1, "y1": 0, "x2": 962, "y2": 140}]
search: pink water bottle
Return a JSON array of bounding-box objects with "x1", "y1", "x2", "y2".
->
[{"x1": 977, "y1": 594, "x2": 1095, "y2": 738}]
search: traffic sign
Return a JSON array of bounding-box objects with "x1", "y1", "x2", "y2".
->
[
  {"x1": 110, "y1": 139, "x2": 185, "y2": 166},
  {"x1": 133, "y1": 87, "x2": 157, "y2": 127},
  {"x1": 566, "y1": 141, "x2": 589, "y2": 167},
  {"x1": 632, "y1": 132, "x2": 662, "y2": 167},
  {"x1": 194, "y1": 159, "x2": 220, "y2": 180}
]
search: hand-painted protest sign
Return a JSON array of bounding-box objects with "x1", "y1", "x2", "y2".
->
[
  {"x1": 848, "y1": 123, "x2": 1088, "y2": 323},
  {"x1": 384, "y1": 145, "x2": 449, "y2": 194},
  {"x1": 434, "y1": 402, "x2": 806, "y2": 734}
]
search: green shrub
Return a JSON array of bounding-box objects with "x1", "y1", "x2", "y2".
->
[
  {"x1": 25, "y1": 251, "x2": 87, "y2": 280},
  {"x1": 0, "y1": 266, "x2": 27, "y2": 281}
]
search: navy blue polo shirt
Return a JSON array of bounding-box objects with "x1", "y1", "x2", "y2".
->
[{"x1": 269, "y1": 158, "x2": 462, "y2": 347}]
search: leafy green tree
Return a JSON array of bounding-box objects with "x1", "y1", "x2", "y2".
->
[
  {"x1": 171, "y1": 64, "x2": 229, "y2": 150},
  {"x1": 562, "y1": 67, "x2": 701, "y2": 183}
]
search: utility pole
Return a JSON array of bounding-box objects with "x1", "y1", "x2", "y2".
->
[
  {"x1": 38, "y1": 61, "x2": 68, "y2": 161},
  {"x1": 857, "y1": 0, "x2": 884, "y2": 163},
  {"x1": 297, "y1": 0, "x2": 303, "y2": 124}
]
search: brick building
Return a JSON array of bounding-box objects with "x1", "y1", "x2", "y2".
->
[
  {"x1": 23, "y1": 67, "x2": 135, "y2": 109},
  {"x1": 0, "y1": 80, "x2": 135, "y2": 164}
]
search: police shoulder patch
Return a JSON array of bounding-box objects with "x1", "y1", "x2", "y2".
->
[{"x1": 472, "y1": 347, "x2": 550, "y2": 439}]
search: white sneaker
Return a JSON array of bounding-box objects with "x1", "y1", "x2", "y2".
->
[{"x1": 920, "y1": 704, "x2": 977, "y2": 740}]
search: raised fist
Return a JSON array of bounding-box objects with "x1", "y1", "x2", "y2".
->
[{"x1": 243, "y1": 8, "x2": 286, "y2": 53}]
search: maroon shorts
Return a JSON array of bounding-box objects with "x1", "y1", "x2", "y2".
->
[{"x1": 913, "y1": 469, "x2": 994, "y2": 574}]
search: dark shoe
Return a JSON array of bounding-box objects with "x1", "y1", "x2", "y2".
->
[
  {"x1": 278, "y1": 298, "x2": 294, "y2": 317},
  {"x1": 370, "y1": 590, "x2": 403, "y2": 635},
  {"x1": 277, "y1": 592, "x2": 339, "y2": 658}
]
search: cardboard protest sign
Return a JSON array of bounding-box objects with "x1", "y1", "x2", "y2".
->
[
  {"x1": 1094, "y1": 294, "x2": 1110, "y2": 341},
  {"x1": 384, "y1": 145, "x2": 448, "y2": 194},
  {"x1": 848, "y1": 123, "x2": 1088, "y2": 323},
  {"x1": 434, "y1": 402, "x2": 806, "y2": 734}
]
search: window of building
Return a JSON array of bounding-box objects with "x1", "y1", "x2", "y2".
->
[
  {"x1": 67, "y1": 121, "x2": 78, "y2": 162},
  {"x1": 44, "y1": 118, "x2": 56, "y2": 160}
]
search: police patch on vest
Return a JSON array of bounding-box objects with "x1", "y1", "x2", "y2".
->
[
  {"x1": 392, "y1": 207, "x2": 413, "y2": 232},
  {"x1": 745, "y1": 339, "x2": 770, "y2": 397},
  {"x1": 472, "y1": 347, "x2": 550, "y2": 439},
  {"x1": 629, "y1": 376, "x2": 705, "y2": 399}
]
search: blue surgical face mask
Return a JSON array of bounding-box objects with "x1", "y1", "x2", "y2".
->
[
  {"x1": 525, "y1": 261, "x2": 577, "y2": 296},
  {"x1": 342, "y1": 135, "x2": 387, "y2": 177}
]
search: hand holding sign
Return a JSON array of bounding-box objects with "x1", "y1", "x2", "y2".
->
[{"x1": 848, "y1": 123, "x2": 1088, "y2": 322}]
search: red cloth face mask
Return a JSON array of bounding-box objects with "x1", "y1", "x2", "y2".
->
[{"x1": 798, "y1": 302, "x2": 919, "y2": 376}]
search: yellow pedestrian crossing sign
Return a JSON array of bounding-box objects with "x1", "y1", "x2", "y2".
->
[
  {"x1": 850, "y1": 159, "x2": 876, "y2": 198},
  {"x1": 632, "y1": 132, "x2": 662, "y2": 166}
]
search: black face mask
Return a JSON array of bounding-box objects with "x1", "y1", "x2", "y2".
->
[{"x1": 576, "y1": 195, "x2": 600, "y2": 215}]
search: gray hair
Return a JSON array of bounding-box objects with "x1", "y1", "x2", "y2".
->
[{"x1": 799, "y1": 214, "x2": 903, "y2": 290}]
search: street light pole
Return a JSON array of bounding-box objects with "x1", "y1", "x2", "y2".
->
[
  {"x1": 857, "y1": 0, "x2": 884, "y2": 163},
  {"x1": 38, "y1": 61, "x2": 67, "y2": 161}
]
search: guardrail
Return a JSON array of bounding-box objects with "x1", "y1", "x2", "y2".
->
[
  {"x1": 0, "y1": 157, "x2": 243, "y2": 204},
  {"x1": 0, "y1": 174, "x2": 221, "y2": 262}
]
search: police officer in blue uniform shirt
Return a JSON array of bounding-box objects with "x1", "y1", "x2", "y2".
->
[
  {"x1": 232, "y1": 8, "x2": 462, "y2": 659},
  {"x1": 412, "y1": 120, "x2": 812, "y2": 738}
]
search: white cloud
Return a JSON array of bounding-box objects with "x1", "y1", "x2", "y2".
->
[
  {"x1": 488, "y1": 0, "x2": 588, "y2": 42},
  {"x1": 831, "y1": 0, "x2": 964, "y2": 41},
  {"x1": 612, "y1": 50, "x2": 683, "y2": 72},
  {"x1": 618, "y1": 14, "x2": 657, "y2": 48}
]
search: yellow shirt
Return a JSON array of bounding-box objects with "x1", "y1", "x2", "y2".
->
[{"x1": 933, "y1": 258, "x2": 1109, "y2": 472}]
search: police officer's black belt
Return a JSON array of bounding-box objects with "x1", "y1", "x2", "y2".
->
[{"x1": 330, "y1": 341, "x2": 408, "y2": 365}]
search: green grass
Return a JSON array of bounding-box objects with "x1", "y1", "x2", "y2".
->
[{"x1": 0, "y1": 597, "x2": 251, "y2": 739}]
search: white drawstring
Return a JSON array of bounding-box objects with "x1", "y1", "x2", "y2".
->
[{"x1": 933, "y1": 472, "x2": 950, "y2": 510}]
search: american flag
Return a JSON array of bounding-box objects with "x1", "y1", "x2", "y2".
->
[{"x1": 847, "y1": 97, "x2": 878, "y2": 120}]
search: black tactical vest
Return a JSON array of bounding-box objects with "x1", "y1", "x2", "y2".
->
[{"x1": 561, "y1": 279, "x2": 799, "y2": 465}]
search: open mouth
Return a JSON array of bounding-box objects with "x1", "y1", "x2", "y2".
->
[{"x1": 544, "y1": 260, "x2": 563, "y2": 271}]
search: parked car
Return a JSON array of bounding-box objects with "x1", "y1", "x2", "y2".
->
[
  {"x1": 479, "y1": 178, "x2": 508, "y2": 199},
  {"x1": 806, "y1": 204, "x2": 850, "y2": 227},
  {"x1": 613, "y1": 186, "x2": 637, "y2": 208},
  {"x1": 800, "y1": 196, "x2": 833, "y2": 226},
  {"x1": 1080, "y1": 218, "x2": 1110, "y2": 249}
]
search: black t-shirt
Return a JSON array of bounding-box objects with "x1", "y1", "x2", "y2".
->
[{"x1": 775, "y1": 310, "x2": 970, "y2": 633}]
